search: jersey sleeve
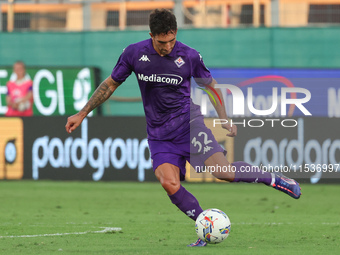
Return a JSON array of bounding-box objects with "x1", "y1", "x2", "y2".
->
[
  {"x1": 28, "y1": 86, "x2": 33, "y2": 91},
  {"x1": 111, "y1": 46, "x2": 134, "y2": 83},
  {"x1": 6, "y1": 81, "x2": 11, "y2": 95},
  {"x1": 28, "y1": 80, "x2": 33, "y2": 91},
  {"x1": 191, "y1": 51, "x2": 212, "y2": 86}
]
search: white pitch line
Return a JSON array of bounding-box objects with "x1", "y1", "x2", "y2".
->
[
  {"x1": 233, "y1": 222, "x2": 340, "y2": 225},
  {"x1": 0, "y1": 227, "x2": 122, "y2": 239}
]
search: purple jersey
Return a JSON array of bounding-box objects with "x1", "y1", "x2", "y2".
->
[{"x1": 111, "y1": 38, "x2": 212, "y2": 141}]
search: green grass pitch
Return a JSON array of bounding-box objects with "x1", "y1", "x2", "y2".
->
[{"x1": 0, "y1": 181, "x2": 339, "y2": 255}]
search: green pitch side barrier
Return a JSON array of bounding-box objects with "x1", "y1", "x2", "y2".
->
[{"x1": 1, "y1": 27, "x2": 339, "y2": 116}]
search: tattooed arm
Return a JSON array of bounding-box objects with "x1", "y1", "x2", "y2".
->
[{"x1": 65, "y1": 76, "x2": 121, "y2": 133}]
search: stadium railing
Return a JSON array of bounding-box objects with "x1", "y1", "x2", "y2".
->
[{"x1": 1, "y1": 0, "x2": 340, "y2": 32}]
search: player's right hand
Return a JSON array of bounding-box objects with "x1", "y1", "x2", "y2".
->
[{"x1": 65, "y1": 113, "x2": 86, "y2": 134}]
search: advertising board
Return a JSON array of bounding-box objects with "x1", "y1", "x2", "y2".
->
[
  {"x1": 0, "y1": 67, "x2": 100, "y2": 116},
  {"x1": 192, "y1": 68, "x2": 340, "y2": 118},
  {"x1": 23, "y1": 117, "x2": 154, "y2": 181}
]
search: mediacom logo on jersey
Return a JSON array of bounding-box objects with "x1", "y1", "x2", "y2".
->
[{"x1": 137, "y1": 73, "x2": 183, "y2": 85}]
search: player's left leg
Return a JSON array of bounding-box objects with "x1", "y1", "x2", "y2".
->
[
  {"x1": 205, "y1": 152, "x2": 301, "y2": 199},
  {"x1": 190, "y1": 117, "x2": 273, "y2": 186},
  {"x1": 204, "y1": 152, "x2": 273, "y2": 185}
]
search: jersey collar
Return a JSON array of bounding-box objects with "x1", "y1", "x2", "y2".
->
[{"x1": 148, "y1": 38, "x2": 178, "y2": 57}]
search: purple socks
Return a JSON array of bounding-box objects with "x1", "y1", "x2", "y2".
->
[
  {"x1": 232, "y1": 161, "x2": 274, "y2": 186},
  {"x1": 168, "y1": 185, "x2": 203, "y2": 221},
  {"x1": 168, "y1": 162, "x2": 273, "y2": 222}
]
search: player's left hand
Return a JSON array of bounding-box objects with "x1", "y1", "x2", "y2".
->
[{"x1": 222, "y1": 123, "x2": 237, "y2": 137}]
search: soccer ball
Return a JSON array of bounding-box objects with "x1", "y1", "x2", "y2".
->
[{"x1": 195, "y1": 208, "x2": 231, "y2": 244}]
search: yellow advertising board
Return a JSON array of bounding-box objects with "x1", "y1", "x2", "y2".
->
[{"x1": 0, "y1": 118, "x2": 24, "y2": 179}]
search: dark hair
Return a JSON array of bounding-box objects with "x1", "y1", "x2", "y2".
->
[{"x1": 149, "y1": 9, "x2": 177, "y2": 36}]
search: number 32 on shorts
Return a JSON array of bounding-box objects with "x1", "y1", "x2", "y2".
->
[{"x1": 191, "y1": 132, "x2": 213, "y2": 154}]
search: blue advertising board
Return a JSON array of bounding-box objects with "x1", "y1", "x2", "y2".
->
[{"x1": 191, "y1": 68, "x2": 340, "y2": 118}]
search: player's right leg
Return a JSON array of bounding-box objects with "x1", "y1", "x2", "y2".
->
[
  {"x1": 154, "y1": 163, "x2": 207, "y2": 247},
  {"x1": 154, "y1": 163, "x2": 181, "y2": 195},
  {"x1": 154, "y1": 163, "x2": 203, "y2": 220}
]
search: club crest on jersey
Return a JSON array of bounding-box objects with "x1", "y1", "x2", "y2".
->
[{"x1": 174, "y1": 57, "x2": 185, "y2": 68}]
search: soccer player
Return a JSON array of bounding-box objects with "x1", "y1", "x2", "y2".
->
[{"x1": 65, "y1": 9, "x2": 301, "y2": 247}]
